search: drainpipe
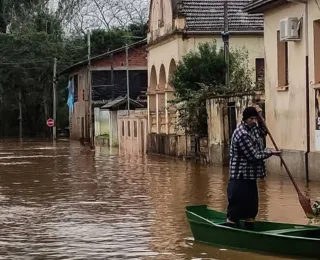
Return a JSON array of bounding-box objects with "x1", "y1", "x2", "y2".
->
[
  {"x1": 303, "y1": 0, "x2": 310, "y2": 182},
  {"x1": 304, "y1": 1, "x2": 310, "y2": 182},
  {"x1": 305, "y1": 50, "x2": 310, "y2": 182}
]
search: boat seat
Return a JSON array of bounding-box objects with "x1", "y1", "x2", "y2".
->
[{"x1": 264, "y1": 227, "x2": 320, "y2": 235}]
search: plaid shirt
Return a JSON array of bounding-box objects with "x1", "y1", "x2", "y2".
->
[{"x1": 229, "y1": 119, "x2": 272, "y2": 180}]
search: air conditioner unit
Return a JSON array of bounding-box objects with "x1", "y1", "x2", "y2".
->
[{"x1": 280, "y1": 17, "x2": 301, "y2": 41}]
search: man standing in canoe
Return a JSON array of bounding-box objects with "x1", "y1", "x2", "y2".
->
[{"x1": 226, "y1": 105, "x2": 281, "y2": 230}]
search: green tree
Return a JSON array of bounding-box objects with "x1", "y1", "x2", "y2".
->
[
  {"x1": 170, "y1": 41, "x2": 259, "y2": 136},
  {"x1": 0, "y1": 0, "x2": 47, "y2": 32},
  {"x1": 87, "y1": 24, "x2": 147, "y2": 56},
  {"x1": 88, "y1": 28, "x2": 130, "y2": 56},
  {"x1": 0, "y1": 4, "x2": 69, "y2": 137},
  {"x1": 128, "y1": 23, "x2": 148, "y2": 38}
]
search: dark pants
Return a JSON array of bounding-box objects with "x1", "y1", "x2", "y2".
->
[{"x1": 227, "y1": 179, "x2": 258, "y2": 223}]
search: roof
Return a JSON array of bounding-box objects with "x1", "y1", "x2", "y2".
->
[
  {"x1": 58, "y1": 38, "x2": 147, "y2": 76},
  {"x1": 101, "y1": 96, "x2": 145, "y2": 109},
  {"x1": 182, "y1": 0, "x2": 264, "y2": 32},
  {"x1": 243, "y1": 0, "x2": 287, "y2": 14}
]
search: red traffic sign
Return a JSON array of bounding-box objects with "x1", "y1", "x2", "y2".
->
[{"x1": 47, "y1": 118, "x2": 54, "y2": 127}]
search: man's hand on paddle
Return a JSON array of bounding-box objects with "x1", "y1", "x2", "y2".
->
[
  {"x1": 270, "y1": 149, "x2": 282, "y2": 156},
  {"x1": 253, "y1": 104, "x2": 263, "y2": 113},
  {"x1": 252, "y1": 104, "x2": 282, "y2": 156}
]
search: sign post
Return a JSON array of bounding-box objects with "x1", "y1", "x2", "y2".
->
[
  {"x1": 316, "y1": 117, "x2": 320, "y2": 150},
  {"x1": 47, "y1": 118, "x2": 55, "y2": 141}
]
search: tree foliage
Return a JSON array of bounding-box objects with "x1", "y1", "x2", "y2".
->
[
  {"x1": 170, "y1": 41, "x2": 260, "y2": 136},
  {"x1": 87, "y1": 24, "x2": 147, "y2": 56},
  {"x1": 0, "y1": 5, "x2": 67, "y2": 137}
]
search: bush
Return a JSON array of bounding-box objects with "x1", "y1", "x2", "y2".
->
[{"x1": 170, "y1": 40, "x2": 260, "y2": 135}]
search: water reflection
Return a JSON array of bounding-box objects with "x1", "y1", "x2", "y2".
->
[{"x1": 0, "y1": 140, "x2": 317, "y2": 259}]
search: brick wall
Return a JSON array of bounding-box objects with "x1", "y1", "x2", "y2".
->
[{"x1": 91, "y1": 46, "x2": 147, "y2": 68}]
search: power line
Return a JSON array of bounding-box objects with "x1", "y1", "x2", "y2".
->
[
  {"x1": 0, "y1": 59, "x2": 87, "y2": 66},
  {"x1": 0, "y1": 61, "x2": 52, "y2": 65}
]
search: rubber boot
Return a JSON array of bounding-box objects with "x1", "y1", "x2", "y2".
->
[{"x1": 244, "y1": 221, "x2": 255, "y2": 230}]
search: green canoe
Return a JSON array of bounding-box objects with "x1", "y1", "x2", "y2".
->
[{"x1": 186, "y1": 205, "x2": 320, "y2": 259}]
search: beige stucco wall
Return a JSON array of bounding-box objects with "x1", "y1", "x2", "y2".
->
[
  {"x1": 181, "y1": 35, "x2": 264, "y2": 83},
  {"x1": 264, "y1": 1, "x2": 320, "y2": 151},
  {"x1": 148, "y1": 35, "x2": 264, "y2": 86},
  {"x1": 147, "y1": 37, "x2": 180, "y2": 85},
  {"x1": 264, "y1": 3, "x2": 307, "y2": 151},
  {"x1": 263, "y1": 0, "x2": 320, "y2": 180},
  {"x1": 149, "y1": 0, "x2": 173, "y2": 36}
]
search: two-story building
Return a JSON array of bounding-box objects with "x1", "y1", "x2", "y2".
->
[
  {"x1": 147, "y1": 0, "x2": 266, "y2": 157},
  {"x1": 59, "y1": 39, "x2": 148, "y2": 143},
  {"x1": 244, "y1": 0, "x2": 320, "y2": 181}
]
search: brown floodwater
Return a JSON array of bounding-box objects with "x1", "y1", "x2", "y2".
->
[{"x1": 0, "y1": 140, "x2": 319, "y2": 259}]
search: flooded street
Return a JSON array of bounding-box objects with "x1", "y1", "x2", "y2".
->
[{"x1": 0, "y1": 141, "x2": 319, "y2": 259}]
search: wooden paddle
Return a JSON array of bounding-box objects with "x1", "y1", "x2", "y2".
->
[{"x1": 257, "y1": 112, "x2": 315, "y2": 219}]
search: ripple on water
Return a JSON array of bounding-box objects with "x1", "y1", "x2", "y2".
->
[{"x1": 0, "y1": 141, "x2": 315, "y2": 259}]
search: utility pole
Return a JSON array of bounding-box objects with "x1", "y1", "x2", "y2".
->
[
  {"x1": 222, "y1": 0, "x2": 230, "y2": 87},
  {"x1": 121, "y1": 35, "x2": 144, "y2": 116},
  {"x1": 125, "y1": 43, "x2": 130, "y2": 116},
  {"x1": 53, "y1": 57, "x2": 57, "y2": 141},
  {"x1": 111, "y1": 53, "x2": 115, "y2": 100},
  {"x1": 18, "y1": 88, "x2": 22, "y2": 141},
  {"x1": 87, "y1": 30, "x2": 94, "y2": 148}
]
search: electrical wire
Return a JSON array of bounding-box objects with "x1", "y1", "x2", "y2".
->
[{"x1": 315, "y1": 0, "x2": 320, "y2": 11}]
